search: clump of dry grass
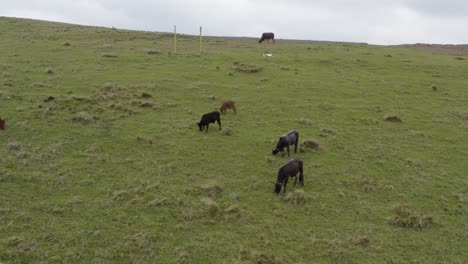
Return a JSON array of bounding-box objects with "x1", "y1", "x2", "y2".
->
[
  {"x1": 384, "y1": 114, "x2": 402, "y2": 122},
  {"x1": 358, "y1": 175, "x2": 376, "y2": 192},
  {"x1": 432, "y1": 84, "x2": 437, "y2": 91},
  {"x1": 201, "y1": 182, "x2": 223, "y2": 197},
  {"x1": 222, "y1": 128, "x2": 233, "y2": 136},
  {"x1": 248, "y1": 251, "x2": 282, "y2": 264},
  {"x1": 201, "y1": 197, "x2": 221, "y2": 217},
  {"x1": 147, "y1": 198, "x2": 169, "y2": 208},
  {"x1": 6, "y1": 141, "x2": 21, "y2": 151},
  {"x1": 298, "y1": 117, "x2": 313, "y2": 126},
  {"x1": 300, "y1": 139, "x2": 320, "y2": 152},
  {"x1": 45, "y1": 67, "x2": 53, "y2": 74},
  {"x1": 136, "y1": 135, "x2": 153, "y2": 144},
  {"x1": 139, "y1": 101, "x2": 158, "y2": 108},
  {"x1": 63, "y1": 42, "x2": 71, "y2": 46},
  {"x1": 139, "y1": 92, "x2": 152, "y2": 98},
  {"x1": 388, "y1": 204, "x2": 433, "y2": 228},
  {"x1": 72, "y1": 111, "x2": 92, "y2": 123},
  {"x1": 351, "y1": 235, "x2": 370, "y2": 247},
  {"x1": 102, "y1": 54, "x2": 118, "y2": 58},
  {"x1": 111, "y1": 190, "x2": 130, "y2": 201},
  {"x1": 232, "y1": 61, "x2": 263, "y2": 73},
  {"x1": 147, "y1": 50, "x2": 159, "y2": 55},
  {"x1": 320, "y1": 128, "x2": 336, "y2": 135},
  {"x1": 224, "y1": 204, "x2": 241, "y2": 215},
  {"x1": 284, "y1": 189, "x2": 308, "y2": 205}
]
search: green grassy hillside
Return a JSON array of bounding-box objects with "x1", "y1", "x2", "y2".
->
[{"x1": 0, "y1": 17, "x2": 467, "y2": 263}]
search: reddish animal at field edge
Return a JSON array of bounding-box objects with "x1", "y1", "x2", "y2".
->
[{"x1": 219, "y1": 100, "x2": 237, "y2": 114}]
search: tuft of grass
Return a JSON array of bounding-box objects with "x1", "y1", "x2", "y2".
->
[
  {"x1": 45, "y1": 67, "x2": 53, "y2": 74},
  {"x1": 298, "y1": 117, "x2": 313, "y2": 126},
  {"x1": 146, "y1": 50, "x2": 159, "y2": 55},
  {"x1": 284, "y1": 189, "x2": 308, "y2": 205},
  {"x1": 72, "y1": 111, "x2": 92, "y2": 123},
  {"x1": 139, "y1": 91, "x2": 153, "y2": 98},
  {"x1": 388, "y1": 204, "x2": 434, "y2": 229},
  {"x1": 222, "y1": 128, "x2": 233, "y2": 136},
  {"x1": 432, "y1": 84, "x2": 437, "y2": 91},
  {"x1": 102, "y1": 54, "x2": 118, "y2": 58},
  {"x1": 6, "y1": 141, "x2": 21, "y2": 151},
  {"x1": 352, "y1": 235, "x2": 370, "y2": 247},
  {"x1": 111, "y1": 190, "x2": 130, "y2": 201},
  {"x1": 224, "y1": 204, "x2": 241, "y2": 214},
  {"x1": 384, "y1": 114, "x2": 402, "y2": 122},
  {"x1": 300, "y1": 139, "x2": 320, "y2": 152},
  {"x1": 201, "y1": 197, "x2": 221, "y2": 217},
  {"x1": 231, "y1": 62, "x2": 263, "y2": 73},
  {"x1": 147, "y1": 198, "x2": 169, "y2": 208},
  {"x1": 201, "y1": 182, "x2": 223, "y2": 197},
  {"x1": 136, "y1": 135, "x2": 153, "y2": 144}
]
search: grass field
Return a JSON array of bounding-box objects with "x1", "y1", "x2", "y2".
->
[{"x1": 0, "y1": 17, "x2": 467, "y2": 263}]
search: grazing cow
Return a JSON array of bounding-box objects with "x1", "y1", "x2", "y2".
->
[
  {"x1": 197, "y1": 111, "x2": 221, "y2": 133},
  {"x1": 0, "y1": 117, "x2": 5, "y2": 130},
  {"x1": 220, "y1": 100, "x2": 237, "y2": 114},
  {"x1": 272, "y1": 130, "x2": 299, "y2": 157},
  {"x1": 274, "y1": 158, "x2": 304, "y2": 194},
  {"x1": 259, "y1": 32, "x2": 275, "y2": 44}
]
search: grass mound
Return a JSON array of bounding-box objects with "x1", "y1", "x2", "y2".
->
[
  {"x1": 384, "y1": 114, "x2": 402, "y2": 122},
  {"x1": 201, "y1": 197, "x2": 221, "y2": 217},
  {"x1": 232, "y1": 62, "x2": 263, "y2": 73},
  {"x1": 284, "y1": 189, "x2": 308, "y2": 205},
  {"x1": 388, "y1": 204, "x2": 434, "y2": 229},
  {"x1": 201, "y1": 182, "x2": 223, "y2": 197},
  {"x1": 300, "y1": 139, "x2": 320, "y2": 152},
  {"x1": 222, "y1": 128, "x2": 233, "y2": 136}
]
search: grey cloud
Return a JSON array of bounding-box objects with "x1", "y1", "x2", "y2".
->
[{"x1": 1, "y1": 0, "x2": 467, "y2": 44}]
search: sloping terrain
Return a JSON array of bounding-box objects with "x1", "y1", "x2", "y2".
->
[{"x1": 0, "y1": 17, "x2": 467, "y2": 263}]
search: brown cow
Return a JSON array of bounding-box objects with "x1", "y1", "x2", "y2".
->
[
  {"x1": 0, "y1": 117, "x2": 5, "y2": 130},
  {"x1": 219, "y1": 100, "x2": 237, "y2": 114},
  {"x1": 259, "y1": 32, "x2": 275, "y2": 44}
]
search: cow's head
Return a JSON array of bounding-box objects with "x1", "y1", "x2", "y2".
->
[
  {"x1": 196, "y1": 122, "x2": 202, "y2": 131},
  {"x1": 272, "y1": 148, "x2": 279, "y2": 155},
  {"x1": 0, "y1": 118, "x2": 5, "y2": 130},
  {"x1": 274, "y1": 182, "x2": 282, "y2": 194}
]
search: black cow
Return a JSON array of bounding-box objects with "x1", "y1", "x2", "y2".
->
[
  {"x1": 272, "y1": 130, "x2": 299, "y2": 157},
  {"x1": 197, "y1": 111, "x2": 221, "y2": 133},
  {"x1": 274, "y1": 158, "x2": 304, "y2": 194},
  {"x1": 259, "y1": 32, "x2": 275, "y2": 43}
]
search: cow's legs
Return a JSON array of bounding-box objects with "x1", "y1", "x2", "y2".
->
[
  {"x1": 283, "y1": 178, "x2": 288, "y2": 193},
  {"x1": 205, "y1": 124, "x2": 209, "y2": 133},
  {"x1": 287, "y1": 145, "x2": 290, "y2": 157},
  {"x1": 217, "y1": 119, "x2": 221, "y2": 130}
]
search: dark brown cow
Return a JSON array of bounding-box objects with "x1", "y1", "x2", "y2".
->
[
  {"x1": 259, "y1": 32, "x2": 275, "y2": 44},
  {"x1": 274, "y1": 158, "x2": 304, "y2": 194},
  {"x1": 219, "y1": 100, "x2": 237, "y2": 114},
  {"x1": 0, "y1": 117, "x2": 5, "y2": 130}
]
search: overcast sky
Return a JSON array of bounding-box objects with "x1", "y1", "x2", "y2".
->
[{"x1": 2, "y1": 0, "x2": 468, "y2": 45}]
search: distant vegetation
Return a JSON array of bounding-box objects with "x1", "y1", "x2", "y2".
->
[{"x1": 0, "y1": 17, "x2": 467, "y2": 263}]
